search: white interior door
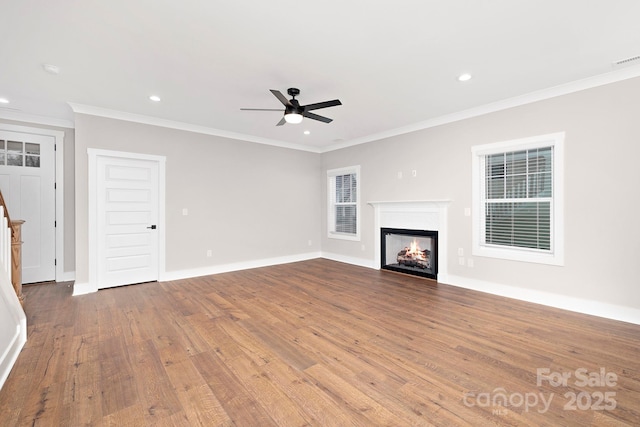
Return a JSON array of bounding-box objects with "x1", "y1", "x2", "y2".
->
[
  {"x1": 0, "y1": 130, "x2": 55, "y2": 284},
  {"x1": 96, "y1": 154, "x2": 160, "y2": 289}
]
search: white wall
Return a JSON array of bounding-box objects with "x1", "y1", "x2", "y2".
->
[{"x1": 322, "y1": 76, "x2": 640, "y2": 322}]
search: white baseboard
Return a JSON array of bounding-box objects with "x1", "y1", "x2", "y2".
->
[
  {"x1": 320, "y1": 252, "x2": 375, "y2": 269},
  {"x1": 317, "y1": 256, "x2": 640, "y2": 325},
  {"x1": 72, "y1": 253, "x2": 322, "y2": 294},
  {"x1": 61, "y1": 271, "x2": 76, "y2": 282},
  {"x1": 440, "y1": 274, "x2": 640, "y2": 326},
  {"x1": 72, "y1": 282, "x2": 97, "y2": 296},
  {"x1": 161, "y1": 252, "x2": 322, "y2": 282},
  {"x1": 0, "y1": 273, "x2": 26, "y2": 391},
  {"x1": 69, "y1": 254, "x2": 640, "y2": 325},
  {"x1": 0, "y1": 328, "x2": 26, "y2": 391}
]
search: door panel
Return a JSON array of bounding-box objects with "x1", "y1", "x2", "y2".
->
[
  {"x1": 97, "y1": 155, "x2": 159, "y2": 289},
  {"x1": 0, "y1": 131, "x2": 55, "y2": 284}
]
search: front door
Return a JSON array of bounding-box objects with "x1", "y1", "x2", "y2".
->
[
  {"x1": 0, "y1": 130, "x2": 55, "y2": 284},
  {"x1": 96, "y1": 153, "x2": 160, "y2": 289}
]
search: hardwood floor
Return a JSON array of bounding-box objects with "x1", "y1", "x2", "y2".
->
[{"x1": 1, "y1": 259, "x2": 639, "y2": 426}]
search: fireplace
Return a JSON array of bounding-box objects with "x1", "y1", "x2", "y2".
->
[
  {"x1": 369, "y1": 200, "x2": 449, "y2": 282},
  {"x1": 381, "y1": 228, "x2": 438, "y2": 280}
]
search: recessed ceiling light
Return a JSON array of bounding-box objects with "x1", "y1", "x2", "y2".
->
[
  {"x1": 149, "y1": 95, "x2": 161, "y2": 102},
  {"x1": 458, "y1": 73, "x2": 472, "y2": 82},
  {"x1": 0, "y1": 98, "x2": 9, "y2": 104},
  {"x1": 304, "y1": 130, "x2": 310, "y2": 135},
  {"x1": 42, "y1": 64, "x2": 60, "y2": 75}
]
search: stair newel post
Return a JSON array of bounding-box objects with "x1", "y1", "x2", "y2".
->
[{"x1": 10, "y1": 220, "x2": 25, "y2": 306}]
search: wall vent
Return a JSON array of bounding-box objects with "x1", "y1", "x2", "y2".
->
[{"x1": 612, "y1": 55, "x2": 640, "y2": 67}]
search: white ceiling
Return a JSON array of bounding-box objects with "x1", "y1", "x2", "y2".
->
[{"x1": 1, "y1": 0, "x2": 640, "y2": 151}]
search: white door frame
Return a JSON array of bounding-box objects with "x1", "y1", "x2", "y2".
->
[
  {"x1": 87, "y1": 149, "x2": 166, "y2": 293},
  {"x1": 0, "y1": 123, "x2": 66, "y2": 282}
]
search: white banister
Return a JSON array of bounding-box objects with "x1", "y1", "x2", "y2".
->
[
  {"x1": 1, "y1": 207, "x2": 9, "y2": 269},
  {"x1": 0, "y1": 204, "x2": 27, "y2": 391}
]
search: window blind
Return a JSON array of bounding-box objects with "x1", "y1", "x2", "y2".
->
[
  {"x1": 334, "y1": 173, "x2": 357, "y2": 234},
  {"x1": 484, "y1": 147, "x2": 553, "y2": 251}
]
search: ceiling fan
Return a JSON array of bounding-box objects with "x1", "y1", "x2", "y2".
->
[{"x1": 241, "y1": 88, "x2": 342, "y2": 126}]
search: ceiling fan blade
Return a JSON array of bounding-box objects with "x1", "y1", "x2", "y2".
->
[
  {"x1": 276, "y1": 116, "x2": 286, "y2": 126},
  {"x1": 303, "y1": 99, "x2": 342, "y2": 111},
  {"x1": 303, "y1": 111, "x2": 333, "y2": 123},
  {"x1": 240, "y1": 108, "x2": 284, "y2": 111},
  {"x1": 270, "y1": 90, "x2": 291, "y2": 107}
]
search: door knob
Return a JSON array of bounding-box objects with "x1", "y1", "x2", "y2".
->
[{"x1": 147, "y1": 225, "x2": 157, "y2": 230}]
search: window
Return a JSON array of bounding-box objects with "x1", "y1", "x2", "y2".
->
[
  {"x1": 328, "y1": 166, "x2": 360, "y2": 241},
  {"x1": 0, "y1": 140, "x2": 41, "y2": 168},
  {"x1": 472, "y1": 133, "x2": 564, "y2": 265}
]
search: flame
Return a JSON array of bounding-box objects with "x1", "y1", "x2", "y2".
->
[{"x1": 408, "y1": 239, "x2": 425, "y2": 259}]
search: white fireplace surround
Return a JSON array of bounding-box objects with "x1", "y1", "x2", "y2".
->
[{"x1": 369, "y1": 200, "x2": 451, "y2": 283}]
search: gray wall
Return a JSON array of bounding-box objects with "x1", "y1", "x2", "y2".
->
[
  {"x1": 322, "y1": 76, "x2": 640, "y2": 310},
  {"x1": 74, "y1": 114, "x2": 321, "y2": 284},
  {"x1": 5, "y1": 75, "x2": 639, "y2": 316}
]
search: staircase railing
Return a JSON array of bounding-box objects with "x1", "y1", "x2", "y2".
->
[
  {"x1": 0, "y1": 190, "x2": 24, "y2": 305},
  {"x1": 0, "y1": 205, "x2": 9, "y2": 281},
  {"x1": 0, "y1": 189, "x2": 27, "y2": 390}
]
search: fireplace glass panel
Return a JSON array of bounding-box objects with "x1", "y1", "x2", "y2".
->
[{"x1": 381, "y1": 228, "x2": 437, "y2": 280}]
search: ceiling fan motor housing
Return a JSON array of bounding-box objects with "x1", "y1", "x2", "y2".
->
[{"x1": 285, "y1": 105, "x2": 301, "y2": 115}]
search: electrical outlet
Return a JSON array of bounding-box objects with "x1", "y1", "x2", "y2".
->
[
  {"x1": 459, "y1": 257, "x2": 465, "y2": 266},
  {"x1": 182, "y1": 208, "x2": 188, "y2": 216},
  {"x1": 206, "y1": 249, "x2": 212, "y2": 257},
  {"x1": 412, "y1": 170, "x2": 417, "y2": 177},
  {"x1": 397, "y1": 171, "x2": 403, "y2": 179},
  {"x1": 467, "y1": 258, "x2": 474, "y2": 268},
  {"x1": 458, "y1": 247, "x2": 464, "y2": 256}
]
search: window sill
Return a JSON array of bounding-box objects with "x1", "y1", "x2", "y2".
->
[
  {"x1": 472, "y1": 244, "x2": 564, "y2": 266},
  {"x1": 328, "y1": 232, "x2": 360, "y2": 242}
]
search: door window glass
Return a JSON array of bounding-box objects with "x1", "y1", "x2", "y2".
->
[{"x1": 0, "y1": 140, "x2": 40, "y2": 168}]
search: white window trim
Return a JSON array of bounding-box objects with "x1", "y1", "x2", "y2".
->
[
  {"x1": 471, "y1": 132, "x2": 564, "y2": 266},
  {"x1": 327, "y1": 165, "x2": 361, "y2": 241}
]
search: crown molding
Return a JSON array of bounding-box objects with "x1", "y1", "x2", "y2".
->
[
  {"x1": 321, "y1": 64, "x2": 640, "y2": 153},
  {"x1": 68, "y1": 103, "x2": 322, "y2": 153},
  {"x1": 33, "y1": 64, "x2": 640, "y2": 154},
  {"x1": 0, "y1": 109, "x2": 74, "y2": 129}
]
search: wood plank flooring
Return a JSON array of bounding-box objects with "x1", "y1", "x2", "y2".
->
[{"x1": 1, "y1": 258, "x2": 639, "y2": 426}]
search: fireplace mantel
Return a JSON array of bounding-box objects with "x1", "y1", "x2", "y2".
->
[
  {"x1": 368, "y1": 200, "x2": 451, "y2": 282},
  {"x1": 368, "y1": 200, "x2": 451, "y2": 207}
]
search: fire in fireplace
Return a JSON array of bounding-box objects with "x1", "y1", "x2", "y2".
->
[{"x1": 380, "y1": 228, "x2": 438, "y2": 280}]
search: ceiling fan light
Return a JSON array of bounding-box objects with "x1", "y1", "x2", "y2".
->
[{"x1": 284, "y1": 112, "x2": 303, "y2": 124}]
